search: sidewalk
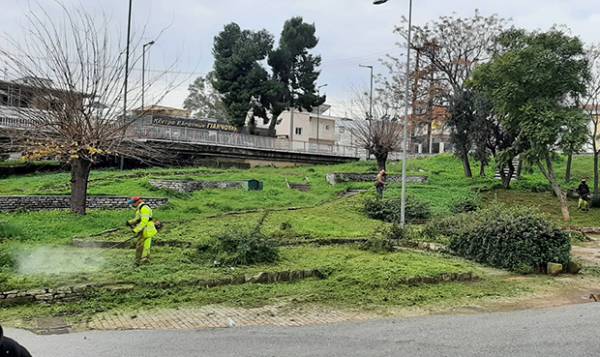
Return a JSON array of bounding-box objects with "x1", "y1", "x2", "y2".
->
[{"x1": 88, "y1": 305, "x2": 377, "y2": 330}]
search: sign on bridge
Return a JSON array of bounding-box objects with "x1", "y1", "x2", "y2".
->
[{"x1": 151, "y1": 116, "x2": 238, "y2": 133}]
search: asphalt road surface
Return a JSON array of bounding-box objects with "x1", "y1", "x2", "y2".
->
[{"x1": 6, "y1": 303, "x2": 600, "y2": 357}]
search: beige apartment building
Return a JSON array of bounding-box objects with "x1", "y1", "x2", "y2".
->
[{"x1": 273, "y1": 107, "x2": 338, "y2": 150}]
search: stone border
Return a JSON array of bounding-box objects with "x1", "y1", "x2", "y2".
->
[
  {"x1": 0, "y1": 283, "x2": 134, "y2": 306},
  {"x1": 577, "y1": 227, "x2": 600, "y2": 234},
  {"x1": 399, "y1": 271, "x2": 477, "y2": 286},
  {"x1": 149, "y1": 179, "x2": 247, "y2": 193},
  {"x1": 0, "y1": 269, "x2": 478, "y2": 307},
  {"x1": 326, "y1": 173, "x2": 428, "y2": 185},
  {"x1": 0, "y1": 270, "x2": 324, "y2": 306},
  {"x1": 0, "y1": 196, "x2": 168, "y2": 212}
]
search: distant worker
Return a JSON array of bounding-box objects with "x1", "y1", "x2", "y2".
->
[
  {"x1": 127, "y1": 197, "x2": 158, "y2": 265},
  {"x1": 0, "y1": 325, "x2": 32, "y2": 357},
  {"x1": 577, "y1": 179, "x2": 591, "y2": 211},
  {"x1": 375, "y1": 169, "x2": 387, "y2": 198}
]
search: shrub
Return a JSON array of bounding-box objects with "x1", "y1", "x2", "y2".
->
[
  {"x1": 422, "y1": 214, "x2": 478, "y2": 241},
  {"x1": 448, "y1": 207, "x2": 571, "y2": 273},
  {"x1": 361, "y1": 225, "x2": 401, "y2": 253},
  {"x1": 0, "y1": 221, "x2": 21, "y2": 241},
  {"x1": 198, "y1": 213, "x2": 279, "y2": 266},
  {"x1": 0, "y1": 247, "x2": 15, "y2": 270},
  {"x1": 363, "y1": 196, "x2": 432, "y2": 223},
  {"x1": 450, "y1": 194, "x2": 481, "y2": 214}
]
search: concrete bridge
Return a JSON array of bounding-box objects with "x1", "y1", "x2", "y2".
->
[{"x1": 0, "y1": 110, "x2": 363, "y2": 167}]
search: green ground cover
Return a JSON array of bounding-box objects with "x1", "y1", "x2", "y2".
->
[{"x1": 0, "y1": 154, "x2": 598, "y2": 325}]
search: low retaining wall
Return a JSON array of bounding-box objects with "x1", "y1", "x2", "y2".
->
[
  {"x1": 0, "y1": 196, "x2": 169, "y2": 212},
  {"x1": 149, "y1": 180, "x2": 246, "y2": 193},
  {"x1": 326, "y1": 173, "x2": 428, "y2": 185},
  {"x1": 0, "y1": 269, "x2": 324, "y2": 306},
  {"x1": 0, "y1": 283, "x2": 133, "y2": 306}
]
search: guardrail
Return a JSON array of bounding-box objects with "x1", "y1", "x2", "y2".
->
[
  {"x1": 1, "y1": 112, "x2": 375, "y2": 159},
  {"x1": 0, "y1": 113, "x2": 35, "y2": 128},
  {"x1": 127, "y1": 124, "x2": 367, "y2": 158}
]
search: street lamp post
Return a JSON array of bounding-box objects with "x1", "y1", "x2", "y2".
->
[
  {"x1": 142, "y1": 40, "x2": 156, "y2": 111},
  {"x1": 359, "y1": 64, "x2": 374, "y2": 120},
  {"x1": 316, "y1": 84, "x2": 328, "y2": 150},
  {"x1": 374, "y1": 0, "x2": 413, "y2": 228},
  {"x1": 121, "y1": 0, "x2": 133, "y2": 170}
]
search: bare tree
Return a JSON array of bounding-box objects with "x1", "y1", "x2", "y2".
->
[
  {"x1": 0, "y1": 3, "x2": 174, "y2": 214},
  {"x1": 388, "y1": 10, "x2": 508, "y2": 176},
  {"x1": 397, "y1": 10, "x2": 509, "y2": 96},
  {"x1": 351, "y1": 88, "x2": 403, "y2": 170}
]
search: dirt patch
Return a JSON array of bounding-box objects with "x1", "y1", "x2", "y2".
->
[{"x1": 572, "y1": 236, "x2": 600, "y2": 266}]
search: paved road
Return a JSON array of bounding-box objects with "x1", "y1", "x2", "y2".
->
[{"x1": 6, "y1": 303, "x2": 600, "y2": 357}]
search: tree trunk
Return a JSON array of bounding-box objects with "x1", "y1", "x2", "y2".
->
[
  {"x1": 461, "y1": 149, "x2": 472, "y2": 178},
  {"x1": 375, "y1": 152, "x2": 388, "y2": 171},
  {"x1": 565, "y1": 153, "x2": 573, "y2": 182},
  {"x1": 479, "y1": 161, "x2": 486, "y2": 177},
  {"x1": 426, "y1": 123, "x2": 433, "y2": 154},
  {"x1": 594, "y1": 151, "x2": 599, "y2": 196},
  {"x1": 501, "y1": 163, "x2": 515, "y2": 190},
  {"x1": 516, "y1": 158, "x2": 523, "y2": 178},
  {"x1": 70, "y1": 157, "x2": 92, "y2": 215},
  {"x1": 539, "y1": 157, "x2": 570, "y2": 222},
  {"x1": 267, "y1": 109, "x2": 283, "y2": 137}
]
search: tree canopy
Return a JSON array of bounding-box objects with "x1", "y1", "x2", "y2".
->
[
  {"x1": 208, "y1": 18, "x2": 324, "y2": 133},
  {"x1": 211, "y1": 23, "x2": 273, "y2": 128},
  {"x1": 471, "y1": 29, "x2": 590, "y2": 221}
]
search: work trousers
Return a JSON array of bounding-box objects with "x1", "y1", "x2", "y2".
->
[{"x1": 135, "y1": 233, "x2": 152, "y2": 264}]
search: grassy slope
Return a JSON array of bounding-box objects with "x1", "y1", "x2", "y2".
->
[{"x1": 0, "y1": 154, "x2": 597, "y2": 323}]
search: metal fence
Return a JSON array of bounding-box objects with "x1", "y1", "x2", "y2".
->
[
  {"x1": 127, "y1": 123, "x2": 368, "y2": 158},
  {"x1": 1, "y1": 112, "x2": 378, "y2": 159}
]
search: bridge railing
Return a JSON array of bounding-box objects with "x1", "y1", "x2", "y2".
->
[
  {"x1": 127, "y1": 123, "x2": 367, "y2": 158},
  {"x1": 0, "y1": 111, "x2": 36, "y2": 129},
  {"x1": 1, "y1": 112, "x2": 369, "y2": 158}
]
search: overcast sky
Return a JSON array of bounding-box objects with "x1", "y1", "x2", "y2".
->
[{"x1": 2, "y1": 0, "x2": 600, "y2": 116}]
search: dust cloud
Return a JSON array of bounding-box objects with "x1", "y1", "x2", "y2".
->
[{"x1": 15, "y1": 247, "x2": 106, "y2": 275}]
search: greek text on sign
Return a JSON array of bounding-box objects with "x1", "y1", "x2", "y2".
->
[{"x1": 151, "y1": 116, "x2": 238, "y2": 132}]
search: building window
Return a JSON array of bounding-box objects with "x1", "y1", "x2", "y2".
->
[{"x1": 295, "y1": 127, "x2": 303, "y2": 135}]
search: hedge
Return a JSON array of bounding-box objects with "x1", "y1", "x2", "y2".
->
[{"x1": 447, "y1": 207, "x2": 571, "y2": 273}]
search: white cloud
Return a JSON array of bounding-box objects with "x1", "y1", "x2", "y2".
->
[{"x1": 1, "y1": 0, "x2": 599, "y2": 112}]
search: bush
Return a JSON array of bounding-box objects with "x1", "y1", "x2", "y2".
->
[
  {"x1": 198, "y1": 214, "x2": 279, "y2": 266},
  {"x1": 363, "y1": 196, "x2": 432, "y2": 224},
  {"x1": 361, "y1": 225, "x2": 403, "y2": 253},
  {"x1": 448, "y1": 207, "x2": 571, "y2": 273},
  {"x1": 0, "y1": 247, "x2": 15, "y2": 270},
  {"x1": 0, "y1": 221, "x2": 21, "y2": 241},
  {"x1": 422, "y1": 214, "x2": 477, "y2": 241},
  {"x1": 450, "y1": 194, "x2": 481, "y2": 214}
]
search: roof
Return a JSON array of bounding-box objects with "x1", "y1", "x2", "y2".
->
[{"x1": 0, "y1": 79, "x2": 89, "y2": 97}]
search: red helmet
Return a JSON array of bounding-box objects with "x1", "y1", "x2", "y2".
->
[{"x1": 128, "y1": 196, "x2": 142, "y2": 205}]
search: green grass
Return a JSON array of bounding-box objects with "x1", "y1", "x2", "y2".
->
[
  {"x1": 0, "y1": 245, "x2": 477, "y2": 291},
  {"x1": 1, "y1": 154, "x2": 598, "y2": 323}
]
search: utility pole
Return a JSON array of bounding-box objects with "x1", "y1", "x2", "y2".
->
[
  {"x1": 359, "y1": 65, "x2": 374, "y2": 120},
  {"x1": 142, "y1": 40, "x2": 156, "y2": 111},
  {"x1": 374, "y1": 0, "x2": 413, "y2": 228},
  {"x1": 121, "y1": 0, "x2": 133, "y2": 170}
]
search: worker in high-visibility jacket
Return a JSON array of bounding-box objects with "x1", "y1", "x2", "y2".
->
[{"x1": 127, "y1": 197, "x2": 158, "y2": 265}]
